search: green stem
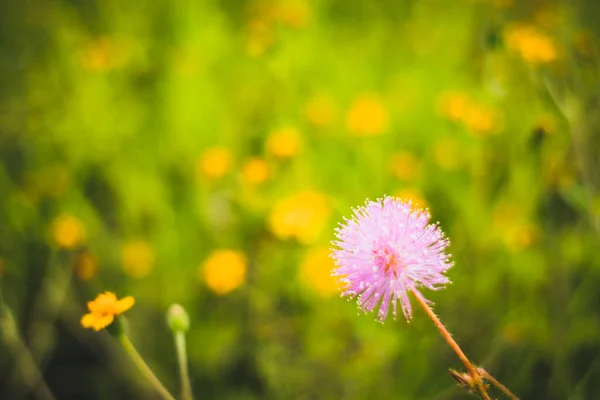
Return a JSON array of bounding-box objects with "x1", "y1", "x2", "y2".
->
[
  {"x1": 174, "y1": 332, "x2": 193, "y2": 400},
  {"x1": 0, "y1": 303, "x2": 56, "y2": 400},
  {"x1": 119, "y1": 334, "x2": 176, "y2": 400}
]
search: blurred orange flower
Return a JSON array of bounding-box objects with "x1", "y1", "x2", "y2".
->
[
  {"x1": 300, "y1": 247, "x2": 338, "y2": 297},
  {"x1": 266, "y1": 127, "x2": 303, "y2": 158},
  {"x1": 81, "y1": 292, "x2": 134, "y2": 331},
  {"x1": 51, "y1": 214, "x2": 85, "y2": 249},
  {"x1": 121, "y1": 240, "x2": 155, "y2": 279},
  {"x1": 268, "y1": 190, "x2": 330, "y2": 244},
  {"x1": 201, "y1": 249, "x2": 247, "y2": 295},
  {"x1": 346, "y1": 93, "x2": 389, "y2": 136},
  {"x1": 197, "y1": 146, "x2": 233, "y2": 180}
]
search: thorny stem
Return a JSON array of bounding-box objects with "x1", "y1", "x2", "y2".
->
[
  {"x1": 410, "y1": 289, "x2": 491, "y2": 400},
  {"x1": 118, "y1": 334, "x2": 176, "y2": 400},
  {"x1": 478, "y1": 368, "x2": 520, "y2": 400}
]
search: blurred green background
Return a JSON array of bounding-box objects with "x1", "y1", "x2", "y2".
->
[{"x1": 1, "y1": 0, "x2": 600, "y2": 399}]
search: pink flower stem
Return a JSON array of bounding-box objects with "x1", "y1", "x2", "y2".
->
[{"x1": 410, "y1": 289, "x2": 491, "y2": 400}]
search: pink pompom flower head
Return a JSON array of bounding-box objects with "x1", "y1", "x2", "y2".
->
[{"x1": 331, "y1": 196, "x2": 453, "y2": 322}]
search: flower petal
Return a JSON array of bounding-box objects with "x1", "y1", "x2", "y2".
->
[
  {"x1": 92, "y1": 314, "x2": 114, "y2": 331},
  {"x1": 81, "y1": 313, "x2": 97, "y2": 328},
  {"x1": 116, "y1": 296, "x2": 135, "y2": 314}
]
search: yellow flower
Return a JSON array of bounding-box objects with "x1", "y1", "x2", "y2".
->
[
  {"x1": 241, "y1": 158, "x2": 270, "y2": 185},
  {"x1": 394, "y1": 189, "x2": 428, "y2": 210},
  {"x1": 121, "y1": 240, "x2": 155, "y2": 279},
  {"x1": 436, "y1": 91, "x2": 472, "y2": 122},
  {"x1": 81, "y1": 292, "x2": 135, "y2": 331},
  {"x1": 300, "y1": 247, "x2": 338, "y2": 297},
  {"x1": 463, "y1": 104, "x2": 498, "y2": 136},
  {"x1": 389, "y1": 152, "x2": 421, "y2": 181},
  {"x1": 266, "y1": 127, "x2": 303, "y2": 158},
  {"x1": 201, "y1": 249, "x2": 247, "y2": 295},
  {"x1": 304, "y1": 94, "x2": 337, "y2": 129},
  {"x1": 196, "y1": 146, "x2": 233, "y2": 180},
  {"x1": 274, "y1": 1, "x2": 310, "y2": 28},
  {"x1": 346, "y1": 93, "x2": 389, "y2": 136},
  {"x1": 245, "y1": 20, "x2": 274, "y2": 57},
  {"x1": 80, "y1": 37, "x2": 129, "y2": 72},
  {"x1": 268, "y1": 190, "x2": 330, "y2": 244},
  {"x1": 434, "y1": 137, "x2": 462, "y2": 170},
  {"x1": 51, "y1": 214, "x2": 85, "y2": 249},
  {"x1": 75, "y1": 252, "x2": 97, "y2": 281},
  {"x1": 505, "y1": 24, "x2": 558, "y2": 64}
]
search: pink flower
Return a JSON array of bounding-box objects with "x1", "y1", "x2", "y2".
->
[{"x1": 331, "y1": 196, "x2": 453, "y2": 322}]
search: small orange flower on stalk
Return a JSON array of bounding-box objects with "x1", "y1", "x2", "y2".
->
[{"x1": 81, "y1": 292, "x2": 135, "y2": 331}]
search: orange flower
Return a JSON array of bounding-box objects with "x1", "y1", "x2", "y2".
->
[{"x1": 81, "y1": 292, "x2": 135, "y2": 331}]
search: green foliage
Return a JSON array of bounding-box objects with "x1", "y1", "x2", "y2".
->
[{"x1": 1, "y1": 0, "x2": 599, "y2": 399}]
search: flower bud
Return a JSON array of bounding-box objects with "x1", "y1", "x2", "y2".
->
[{"x1": 166, "y1": 304, "x2": 190, "y2": 333}]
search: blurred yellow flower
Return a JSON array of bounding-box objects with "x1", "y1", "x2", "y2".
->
[
  {"x1": 80, "y1": 37, "x2": 128, "y2": 72},
  {"x1": 75, "y1": 252, "x2": 97, "y2": 281},
  {"x1": 434, "y1": 137, "x2": 462, "y2": 170},
  {"x1": 394, "y1": 189, "x2": 428, "y2": 210},
  {"x1": 304, "y1": 94, "x2": 338, "y2": 129},
  {"x1": 241, "y1": 158, "x2": 270, "y2": 185},
  {"x1": 389, "y1": 152, "x2": 421, "y2": 181},
  {"x1": 121, "y1": 240, "x2": 155, "y2": 279},
  {"x1": 463, "y1": 104, "x2": 498, "y2": 136},
  {"x1": 245, "y1": 20, "x2": 274, "y2": 57},
  {"x1": 201, "y1": 249, "x2": 247, "y2": 295},
  {"x1": 300, "y1": 247, "x2": 338, "y2": 297},
  {"x1": 268, "y1": 190, "x2": 330, "y2": 244},
  {"x1": 266, "y1": 127, "x2": 303, "y2": 158},
  {"x1": 505, "y1": 24, "x2": 558, "y2": 64},
  {"x1": 51, "y1": 214, "x2": 85, "y2": 249},
  {"x1": 274, "y1": 1, "x2": 310, "y2": 28},
  {"x1": 196, "y1": 146, "x2": 233, "y2": 180},
  {"x1": 346, "y1": 93, "x2": 389, "y2": 136},
  {"x1": 436, "y1": 91, "x2": 472, "y2": 122},
  {"x1": 81, "y1": 292, "x2": 135, "y2": 331},
  {"x1": 503, "y1": 223, "x2": 539, "y2": 252}
]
